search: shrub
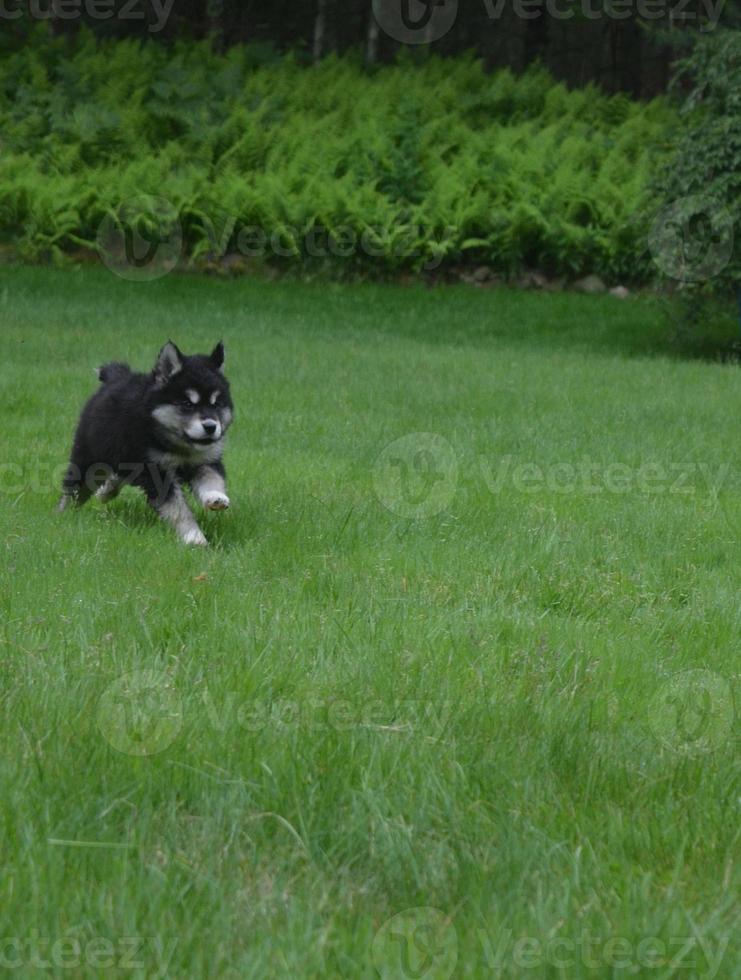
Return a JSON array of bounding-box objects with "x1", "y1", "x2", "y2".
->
[
  {"x1": 652, "y1": 29, "x2": 741, "y2": 357},
  {"x1": 654, "y1": 29, "x2": 741, "y2": 293},
  {"x1": 0, "y1": 29, "x2": 676, "y2": 281}
]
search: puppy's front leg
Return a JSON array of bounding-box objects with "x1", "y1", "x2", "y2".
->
[
  {"x1": 96, "y1": 474, "x2": 123, "y2": 503},
  {"x1": 155, "y1": 482, "x2": 208, "y2": 546},
  {"x1": 190, "y1": 463, "x2": 230, "y2": 511}
]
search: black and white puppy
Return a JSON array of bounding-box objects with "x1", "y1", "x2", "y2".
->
[{"x1": 59, "y1": 341, "x2": 233, "y2": 546}]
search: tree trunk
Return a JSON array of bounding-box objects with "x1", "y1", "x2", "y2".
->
[
  {"x1": 313, "y1": 0, "x2": 327, "y2": 63},
  {"x1": 206, "y1": 0, "x2": 225, "y2": 51},
  {"x1": 366, "y1": 4, "x2": 379, "y2": 64}
]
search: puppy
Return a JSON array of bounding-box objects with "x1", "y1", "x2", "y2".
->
[{"x1": 58, "y1": 341, "x2": 233, "y2": 546}]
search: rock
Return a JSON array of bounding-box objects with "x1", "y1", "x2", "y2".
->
[
  {"x1": 573, "y1": 274, "x2": 607, "y2": 294},
  {"x1": 609, "y1": 285, "x2": 630, "y2": 299},
  {"x1": 459, "y1": 267, "x2": 502, "y2": 288},
  {"x1": 220, "y1": 253, "x2": 250, "y2": 275},
  {"x1": 513, "y1": 269, "x2": 550, "y2": 290}
]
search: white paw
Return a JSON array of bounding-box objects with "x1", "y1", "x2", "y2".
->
[
  {"x1": 181, "y1": 527, "x2": 208, "y2": 547},
  {"x1": 202, "y1": 491, "x2": 230, "y2": 511},
  {"x1": 96, "y1": 479, "x2": 121, "y2": 503}
]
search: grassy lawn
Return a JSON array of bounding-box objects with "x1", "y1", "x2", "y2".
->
[{"x1": 1, "y1": 266, "x2": 738, "y2": 978}]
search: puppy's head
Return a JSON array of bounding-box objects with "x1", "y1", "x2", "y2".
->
[{"x1": 150, "y1": 341, "x2": 233, "y2": 448}]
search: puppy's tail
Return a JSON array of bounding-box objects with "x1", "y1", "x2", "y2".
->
[{"x1": 96, "y1": 361, "x2": 131, "y2": 385}]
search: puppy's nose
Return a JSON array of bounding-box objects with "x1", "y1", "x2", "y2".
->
[{"x1": 202, "y1": 419, "x2": 217, "y2": 436}]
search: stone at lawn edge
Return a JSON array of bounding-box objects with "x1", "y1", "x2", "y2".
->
[{"x1": 573, "y1": 274, "x2": 607, "y2": 294}]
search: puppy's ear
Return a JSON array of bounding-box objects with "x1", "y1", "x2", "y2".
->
[
  {"x1": 154, "y1": 341, "x2": 183, "y2": 385},
  {"x1": 210, "y1": 341, "x2": 225, "y2": 372}
]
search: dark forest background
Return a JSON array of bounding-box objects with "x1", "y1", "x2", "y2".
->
[{"x1": 5, "y1": 0, "x2": 739, "y2": 97}]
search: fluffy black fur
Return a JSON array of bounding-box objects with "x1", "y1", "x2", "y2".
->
[{"x1": 59, "y1": 341, "x2": 234, "y2": 546}]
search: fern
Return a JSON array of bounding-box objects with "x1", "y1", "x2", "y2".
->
[{"x1": 0, "y1": 34, "x2": 676, "y2": 281}]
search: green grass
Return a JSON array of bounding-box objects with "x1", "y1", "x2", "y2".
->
[{"x1": 0, "y1": 266, "x2": 739, "y2": 978}]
